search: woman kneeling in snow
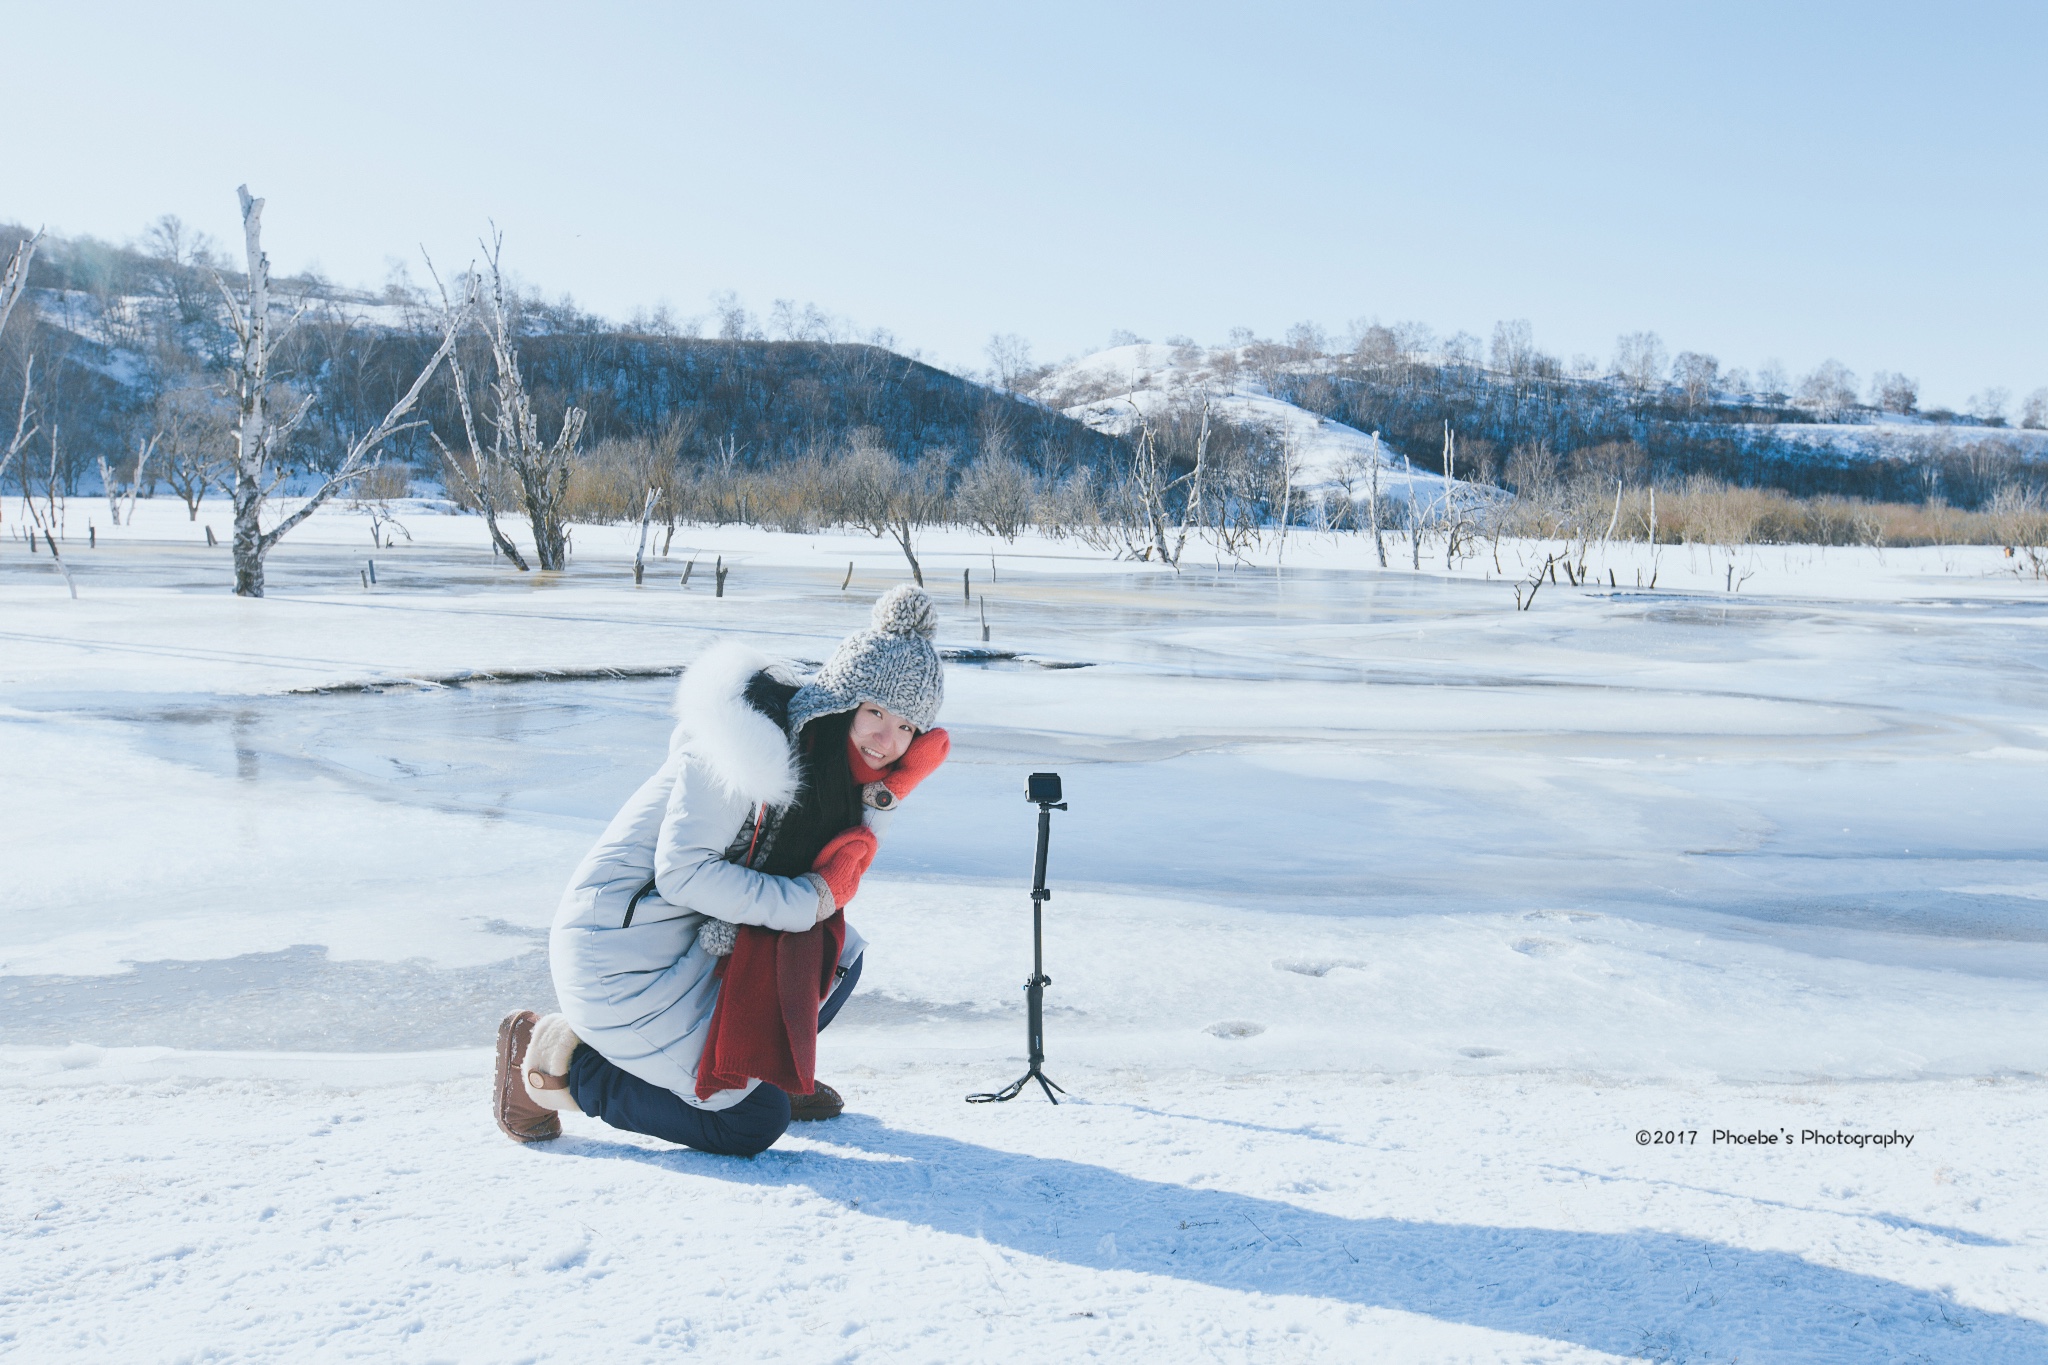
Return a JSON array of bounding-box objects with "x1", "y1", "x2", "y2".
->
[{"x1": 494, "y1": 585, "x2": 948, "y2": 1155}]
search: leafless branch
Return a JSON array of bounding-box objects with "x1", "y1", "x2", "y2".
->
[
  {"x1": 260, "y1": 312, "x2": 464, "y2": 553},
  {"x1": 1, "y1": 355, "x2": 38, "y2": 485},
  {"x1": 0, "y1": 229, "x2": 43, "y2": 342}
]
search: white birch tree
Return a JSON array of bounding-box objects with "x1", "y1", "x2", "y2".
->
[
  {"x1": 1168, "y1": 398, "x2": 1211, "y2": 568},
  {"x1": 214, "y1": 187, "x2": 463, "y2": 596},
  {"x1": 426, "y1": 272, "x2": 530, "y2": 570},
  {"x1": 470, "y1": 234, "x2": 585, "y2": 571},
  {"x1": 0, "y1": 233, "x2": 44, "y2": 493},
  {"x1": 0, "y1": 230, "x2": 40, "y2": 343}
]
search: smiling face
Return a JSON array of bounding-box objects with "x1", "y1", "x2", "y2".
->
[{"x1": 848, "y1": 702, "x2": 916, "y2": 767}]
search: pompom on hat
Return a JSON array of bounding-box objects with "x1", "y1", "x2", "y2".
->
[{"x1": 788, "y1": 584, "x2": 945, "y2": 734}]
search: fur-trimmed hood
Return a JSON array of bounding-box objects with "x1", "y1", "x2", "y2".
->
[{"x1": 669, "y1": 641, "x2": 806, "y2": 808}]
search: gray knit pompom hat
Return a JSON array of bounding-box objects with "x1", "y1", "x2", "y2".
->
[{"x1": 787, "y1": 584, "x2": 944, "y2": 734}]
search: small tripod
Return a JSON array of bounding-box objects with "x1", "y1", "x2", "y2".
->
[{"x1": 968, "y1": 774, "x2": 1068, "y2": 1104}]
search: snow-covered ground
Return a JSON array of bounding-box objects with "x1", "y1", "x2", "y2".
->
[
  {"x1": 1741, "y1": 418, "x2": 2048, "y2": 462},
  {"x1": 5, "y1": 498, "x2": 2048, "y2": 1362}
]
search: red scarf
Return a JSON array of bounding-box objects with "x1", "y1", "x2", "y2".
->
[
  {"x1": 845, "y1": 733, "x2": 891, "y2": 785},
  {"x1": 693, "y1": 735, "x2": 881, "y2": 1100},
  {"x1": 694, "y1": 911, "x2": 846, "y2": 1100}
]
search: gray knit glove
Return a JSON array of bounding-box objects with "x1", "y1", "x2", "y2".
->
[{"x1": 697, "y1": 917, "x2": 738, "y2": 958}]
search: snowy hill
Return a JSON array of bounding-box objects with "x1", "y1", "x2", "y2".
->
[{"x1": 1032, "y1": 343, "x2": 1468, "y2": 504}]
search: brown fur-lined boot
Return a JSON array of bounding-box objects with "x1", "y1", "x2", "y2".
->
[
  {"x1": 494, "y1": 1010, "x2": 565, "y2": 1143},
  {"x1": 789, "y1": 1080, "x2": 844, "y2": 1121}
]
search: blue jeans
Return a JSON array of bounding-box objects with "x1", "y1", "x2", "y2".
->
[{"x1": 567, "y1": 952, "x2": 862, "y2": 1157}]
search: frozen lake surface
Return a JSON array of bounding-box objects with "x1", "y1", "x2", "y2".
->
[{"x1": 11, "y1": 565, "x2": 2048, "y2": 1052}]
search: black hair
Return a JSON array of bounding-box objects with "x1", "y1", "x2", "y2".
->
[{"x1": 758, "y1": 706, "x2": 864, "y2": 878}]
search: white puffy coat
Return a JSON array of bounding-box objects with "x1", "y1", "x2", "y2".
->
[{"x1": 549, "y1": 642, "x2": 872, "y2": 1110}]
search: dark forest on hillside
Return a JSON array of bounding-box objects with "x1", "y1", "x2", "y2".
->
[
  {"x1": 3, "y1": 217, "x2": 2043, "y2": 523},
  {"x1": 0, "y1": 220, "x2": 1122, "y2": 503}
]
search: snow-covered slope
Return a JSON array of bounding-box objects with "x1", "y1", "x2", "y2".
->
[
  {"x1": 1742, "y1": 416, "x2": 2048, "y2": 461},
  {"x1": 1033, "y1": 344, "x2": 1465, "y2": 502}
]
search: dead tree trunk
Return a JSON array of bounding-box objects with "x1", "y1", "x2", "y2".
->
[
  {"x1": 427, "y1": 273, "x2": 529, "y2": 571},
  {"x1": 98, "y1": 455, "x2": 121, "y2": 525},
  {"x1": 0, "y1": 233, "x2": 46, "y2": 512},
  {"x1": 1129, "y1": 421, "x2": 1174, "y2": 565},
  {"x1": 1441, "y1": 423, "x2": 1460, "y2": 570},
  {"x1": 0, "y1": 357, "x2": 36, "y2": 490},
  {"x1": 1404, "y1": 457, "x2": 1421, "y2": 570},
  {"x1": 1368, "y1": 434, "x2": 1387, "y2": 568},
  {"x1": 9, "y1": 375, "x2": 75, "y2": 599},
  {"x1": 215, "y1": 186, "x2": 462, "y2": 597},
  {"x1": 633, "y1": 485, "x2": 660, "y2": 584},
  {"x1": 475, "y1": 233, "x2": 584, "y2": 571},
  {"x1": 1169, "y1": 399, "x2": 1211, "y2": 568},
  {"x1": 0, "y1": 230, "x2": 40, "y2": 343},
  {"x1": 122, "y1": 435, "x2": 155, "y2": 527}
]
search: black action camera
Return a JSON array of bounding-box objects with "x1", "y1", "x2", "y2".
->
[{"x1": 1026, "y1": 772, "x2": 1063, "y2": 805}]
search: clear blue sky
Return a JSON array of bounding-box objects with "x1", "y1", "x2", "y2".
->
[{"x1": 7, "y1": 1, "x2": 2043, "y2": 409}]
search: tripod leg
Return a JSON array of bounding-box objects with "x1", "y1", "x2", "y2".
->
[
  {"x1": 966, "y1": 1073, "x2": 1030, "y2": 1104},
  {"x1": 1033, "y1": 1070, "x2": 1064, "y2": 1103}
]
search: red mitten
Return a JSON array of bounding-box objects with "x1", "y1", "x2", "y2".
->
[
  {"x1": 882, "y1": 727, "x2": 950, "y2": 801},
  {"x1": 811, "y1": 825, "x2": 878, "y2": 909}
]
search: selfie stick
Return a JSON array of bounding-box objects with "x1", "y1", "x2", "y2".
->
[{"x1": 967, "y1": 776, "x2": 1068, "y2": 1104}]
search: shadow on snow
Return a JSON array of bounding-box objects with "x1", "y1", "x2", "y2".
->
[{"x1": 554, "y1": 1116, "x2": 2044, "y2": 1362}]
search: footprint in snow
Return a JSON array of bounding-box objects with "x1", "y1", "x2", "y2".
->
[
  {"x1": 1206, "y1": 1020, "x2": 1265, "y2": 1039},
  {"x1": 1512, "y1": 937, "x2": 1568, "y2": 957},
  {"x1": 1273, "y1": 958, "x2": 1367, "y2": 977}
]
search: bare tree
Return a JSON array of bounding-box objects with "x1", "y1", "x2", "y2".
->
[
  {"x1": 632, "y1": 485, "x2": 661, "y2": 585},
  {"x1": 1614, "y1": 332, "x2": 1667, "y2": 400},
  {"x1": 1440, "y1": 422, "x2": 1480, "y2": 568},
  {"x1": 1795, "y1": 360, "x2": 1859, "y2": 421},
  {"x1": 1353, "y1": 324, "x2": 1401, "y2": 375},
  {"x1": 1988, "y1": 484, "x2": 2048, "y2": 578},
  {"x1": 1168, "y1": 398, "x2": 1212, "y2": 567},
  {"x1": 1367, "y1": 434, "x2": 1387, "y2": 566},
  {"x1": 0, "y1": 357, "x2": 35, "y2": 491},
  {"x1": 142, "y1": 215, "x2": 219, "y2": 325},
  {"x1": 1757, "y1": 359, "x2": 1789, "y2": 404},
  {"x1": 426, "y1": 271, "x2": 529, "y2": 569},
  {"x1": 96, "y1": 435, "x2": 154, "y2": 526},
  {"x1": 157, "y1": 385, "x2": 232, "y2": 521},
  {"x1": 121, "y1": 434, "x2": 157, "y2": 527},
  {"x1": 1490, "y1": 319, "x2": 1536, "y2": 379},
  {"x1": 956, "y1": 448, "x2": 1035, "y2": 542},
  {"x1": 5, "y1": 363, "x2": 77, "y2": 599},
  {"x1": 213, "y1": 186, "x2": 463, "y2": 596},
  {"x1": 0, "y1": 239, "x2": 48, "y2": 543},
  {"x1": 985, "y1": 333, "x2": 1035, "y2": 392},
  {"x1": 1672, "y1": 351, "x2": 1719, "y2": 410},
  {"x1": 2021, "y1": 387, "x2": 2048, "y2": 431},
  {"x1": 1872, "y1": 371, "x2": 1920, "y2": 415},
  {"x1": 470, "y1": 233, "x2": 586, "y2": 570},
  {"x1": 642, "y1": 418, "x2": 691, "y2": 554},
  {"x1": 837, "y1": 431, "x2": 948, "y2": 584},
  {"x1": 1402, "y1": 456, "x2": 1421, "y2": 570},
  {"x1": 1966, "y1": 387, "x2": 2011, "y2": 426},
  {"x1": 1285, "y1": 321, "x2": 1327, "y2": 360}
]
